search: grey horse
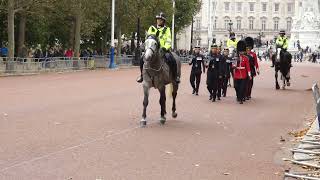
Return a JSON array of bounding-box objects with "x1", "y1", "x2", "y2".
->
[{"x1": 140, "y1": 35, "x2": 181, "y2": 127}]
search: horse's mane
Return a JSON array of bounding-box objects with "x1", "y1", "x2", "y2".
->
[{"x1": 146, "y1": 35, "x2": 160, "y2": 48}]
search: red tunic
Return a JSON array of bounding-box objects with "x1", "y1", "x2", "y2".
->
[
  {"x1": 233, "y1": 54, "x2": 251, "y2": 80},
  {"x1": 248, "y1": 51, "x2": 259, "y2": 71}
]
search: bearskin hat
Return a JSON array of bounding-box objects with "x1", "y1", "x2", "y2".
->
[
  {"x1": 237, "y1": 40, "x2": 247, "y2": 52},
  {"x1": 245, "y1": 37, "x2": 254, "y2": 48}
]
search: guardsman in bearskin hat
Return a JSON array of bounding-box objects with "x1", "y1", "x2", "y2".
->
[
  {"x1": 189, "y1": 46, "x2": 206, "y2": 95},
  {"x1": 233, "y1": 40, "x2": 252, "y2": 104},
  {"x1": 245, "y1": 37, "x2": 260, "y2": 100}
]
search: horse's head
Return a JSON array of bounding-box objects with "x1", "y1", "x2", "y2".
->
[{"x1": 144, "y1": 35, "x2": 160, "y2": 62}]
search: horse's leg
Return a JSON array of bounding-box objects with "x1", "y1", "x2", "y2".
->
[
  {"x1": 172, "y1": 83, "x2": 178, "y2": 118},
  {"x1": 159, "y1": 87, "x2": 166, "y2": 125},
  {"x1": 141, "y1": 85, "x2": 150, "y2": 127},
  {"x1": 275, "y1": 69, "x2": 280, "y2": 90}
]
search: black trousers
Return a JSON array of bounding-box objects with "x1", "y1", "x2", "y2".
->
[
  {"x1": 222, "y1": 76, "x2": 230, "y2": 96},
  {"x1": 246, "y1": 77, "x2": 254, "y2": 98},
  {"x1": 190, "y1": 72, "x2": 201, "y2": 92},
  {"x1": 234, "y1": 79, "x2": 247, "y2": 101},
  {"x1": 207, "y1": 78, "x2": 221, "y2": 100}
]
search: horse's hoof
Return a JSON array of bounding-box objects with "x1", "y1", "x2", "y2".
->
[
  {"x1": 276, "y1": 85, "x2": 280, "y2": 90},
  {"x1": 140, "y1": 119, "x2": 147, "y2": 127},
  {"x1": 159, "y1": 117, "x2": 166, "y2": 125},
  {"x1": 282, "y1": 86, "x2": 286, "y2": 90},
  {"x1": 172, "y1": 112, "x2": 178, "y2": 118},
  {"x1": 287, "y1": 82, "x2": 291, "y2": 86}
]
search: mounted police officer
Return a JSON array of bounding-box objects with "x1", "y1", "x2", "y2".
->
[
  {"x1": 137, "y1": 12, "x2": 180, "y2": 83},
  {"x1": 227, "y1": 32, "x2": 238, "y2": 49},
  {"x1": 271, "y1": 30, "x2": 291, "y2": 67},
  {"x1": 189, "y1": 46, "x2": 206, "y2": 95}
]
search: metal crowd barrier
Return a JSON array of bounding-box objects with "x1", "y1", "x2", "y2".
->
[
  {"x1": 312, "y1": 83, "x2": 320, "y2": 129},
  {"x1": 0, "y1": 54, "x2": 192, "y2": 75}
]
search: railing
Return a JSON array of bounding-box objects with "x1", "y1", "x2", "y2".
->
[
  {"x1": 0, "y1": 54, "x2": 190, "y2": 75},
  {"x1": 312, "y1": 83, "x2": 320, "y2": 129}
]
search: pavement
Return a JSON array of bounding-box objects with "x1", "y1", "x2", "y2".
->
[{"x1": 0, "y1": 62, "x2": 319, "y2": 180}]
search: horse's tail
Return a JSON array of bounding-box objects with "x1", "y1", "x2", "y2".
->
[{"x1": 166, "y1": 83, "x2": 173, "y2": 98}]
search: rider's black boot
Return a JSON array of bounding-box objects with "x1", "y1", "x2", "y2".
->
[{"x1": 136, "y1": 58, "x2": 144, "y2": 83}]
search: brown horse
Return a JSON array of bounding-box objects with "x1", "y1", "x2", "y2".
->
[{"x1": 140, "y1": 35, "x2": 181, "y2": 127}]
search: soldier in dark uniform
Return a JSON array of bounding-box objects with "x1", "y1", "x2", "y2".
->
[
  {"x1": 207, "y1": 44, "x2": 224, "y2": 102},
  {"x1": 222, "y1": 47, "x2": 233, "y2": 97},
  {"x1": 189, "y1": 46, "x2": 206, "y2": 95},
  {"x1": 245, "y1": 37, "x2": 260, "y2": 100}
]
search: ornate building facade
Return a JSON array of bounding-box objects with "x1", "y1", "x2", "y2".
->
[{"x1": 177, "y1": 0, "x2": 304, "y2": 50}]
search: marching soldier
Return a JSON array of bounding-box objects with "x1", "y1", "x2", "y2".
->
[
  {"x1": 222, "y1": 47, "x2": 233, "y2": 97},
  {"x1": 233, "y1": 40, "x2": 252, "y2": 104},
  {"x1": 207, "y1": 44, "x2": 224, "y2": 102},
  {"x1": 189, "y1": 46, "x2": 206, "y2": 96},
  {"x1": 245, "y1": 37, "x2": 260, "y2": 100}
]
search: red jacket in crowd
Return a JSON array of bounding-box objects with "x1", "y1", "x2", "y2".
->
[
  {"x1": 233, "y1": 54, "x2": 251, "y2": 80},
  {"x1": 248, "y1": 51, "x2": 260, "y2": 73}
]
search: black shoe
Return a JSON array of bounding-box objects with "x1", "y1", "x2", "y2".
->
[
  {"x1": 223, "y1": 94, "x2": 226, "y2": 97},
  {"x1": 209, "y1": 95, "x2": 213, "y2": 100},
  {"x1": 176, "y1": 77, "x2": 180, "y2": 83},
  {"x1": 192, "y1": 89, "x2": 196, "y2": 94},
  {"x1": 217, "y1": 97, "x2": 221, "y2": 100},
  {"x1": 136, "y1": 76, "x2": 143, "y2": 83},
  {"x1": 246, "y1": 97, "x2": 250, "y2": 100},
  {"x1": 212, "y1": 98, "x2": 216, "y2": 102},
  {"x1": 196, "y1": 93, "x2": 199, "y2": 96},
  {"x1": 239, "y1": 101, "x2": 243, "y2": 104}
]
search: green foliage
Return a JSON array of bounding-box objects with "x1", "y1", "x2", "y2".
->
[{"x1": 2, "y1": 0, "x2": 200, "y2": 49}]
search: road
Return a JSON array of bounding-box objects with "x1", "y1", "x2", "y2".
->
[{"x1": 0, "y1": 62, "x2": 319, "y2": 180}]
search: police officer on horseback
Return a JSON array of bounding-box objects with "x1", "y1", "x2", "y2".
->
[
  {"x1": 137, "y1": 12, "x2": 180, "y2": 83},
  {"x1": 271, "y1": 30, "x2": 291, "y2": 67},
  {"x1": 227, "y1": 32, "x2": 238, "y2": 49}
]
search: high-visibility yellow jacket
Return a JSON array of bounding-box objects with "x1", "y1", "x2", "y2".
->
[
  {"x1": 227, "y1": 39, "x2": 238, "y2": 49},
  {"x1": 147, "y1": 25, "x2": 172, "y2": 51},
  {"x1": 276, "y1": 36, "x2": 289, "y2": 50}
]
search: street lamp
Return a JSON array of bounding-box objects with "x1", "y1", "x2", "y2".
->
[
  {"x1": 228, "y1": 20, "x2": 233, "y2": 33},
  {"x1": 109, "y1": 0, "x2": 117, "y2": 69},
  {"x1": 172, "y1": 0, "x2": 176, "y2": 50}
]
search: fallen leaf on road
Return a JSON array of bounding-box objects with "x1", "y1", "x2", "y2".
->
[
  {"x1": 165, "y1": 151, "x2": 173, "y2": 155},
  {"x1": 301, "y1": 75, "x2": 309, "y2": 78},
  {"x1": 280, "y1": 136, "x2": 286, "y2": 142},
  {"x1": 274, "y1": 172, "x2": 279, "y2": 175},
  {"x1": 251, "y1": 154, "x2": 255, "y2": 156},
  {"x1": 194, "y1": 164, "x2": 200, "y2": 167},
  {"x1": 223, "y1": 172, "x2": 230, "y2": 175}
]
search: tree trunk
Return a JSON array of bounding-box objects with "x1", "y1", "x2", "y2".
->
[
  {"x1": 74, "y1": 13, "x2": 81, "y2": 58},
  {"x1": 18, "y1": 12, "x2": 26, "y2": 57},
  {"x1": 7, "y1": 0, "x2": 15, "y2": 60},
  {"x1": 69, "y1": 20, "x2": 75, "y2": 50}
]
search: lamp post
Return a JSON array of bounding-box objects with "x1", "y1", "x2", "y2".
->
[
  {"x1": 109, "y1": 0, "x2": 116, "y2": 68},
  {"x1": 172, "y1": 0, "x2": 175, "y2": 50},
  {"x1": 228, "y1": 20, "x2": 233, "y2": 33}
]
